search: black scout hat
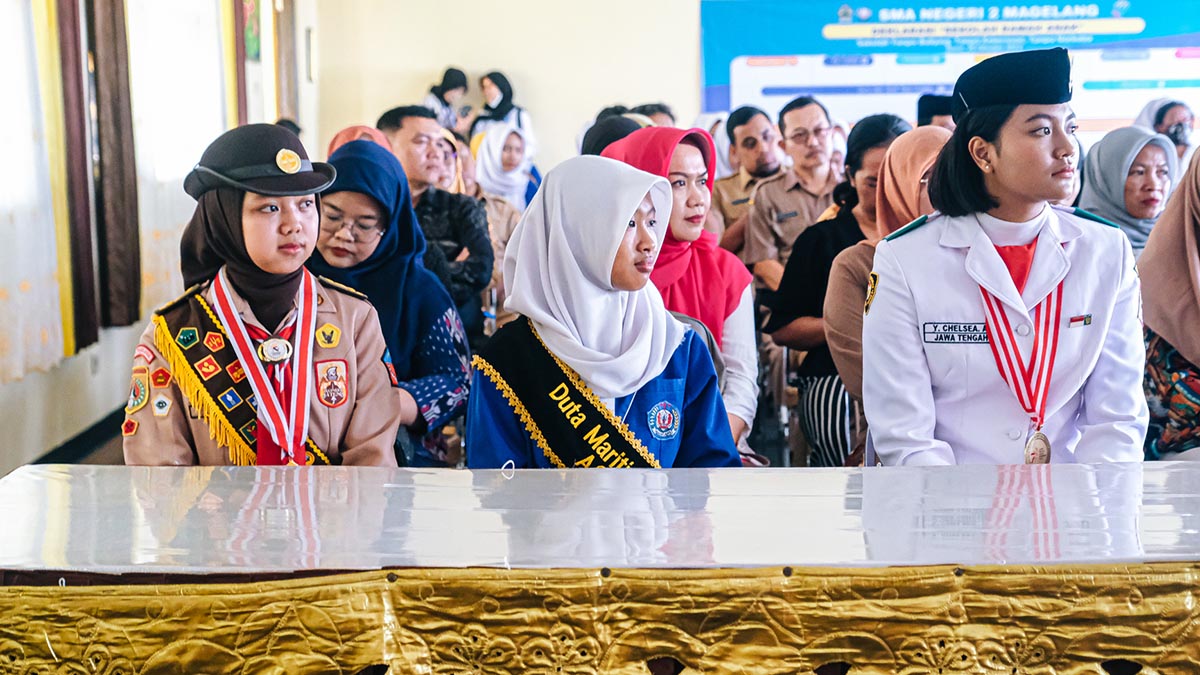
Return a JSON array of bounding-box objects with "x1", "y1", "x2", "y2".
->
[
  {"x1": 183, "y1": 123, "x2": 335, "y2": 200},
  {"x1": 951, "y1": 47, "x2": 1072, "y2": 123}
]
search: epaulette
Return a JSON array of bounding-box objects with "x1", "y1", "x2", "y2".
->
[
  {"x1": 154, "y1": 282, "x2": 209, "y2": 316},
  {"x1": 317, "y1": 276, "x2": 368, "y2": 301},
  {"x1": 1068, "y1": 206, "x2": 1119, "y2": 229},
  {"x1": 884, "y1": 214, "x2": 931, "y2": 242}
]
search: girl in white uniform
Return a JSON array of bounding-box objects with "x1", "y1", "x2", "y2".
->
[{"x1": 862, "y1": 48, "x2": 1148, "y2": 465}]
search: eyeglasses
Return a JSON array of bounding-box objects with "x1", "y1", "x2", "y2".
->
[
  {"x1": 786, "y1": 126, "x2": 831, "y2": 145},
  {"x1": 320, "y1": 214, "x2": 383, "y2": 242}
]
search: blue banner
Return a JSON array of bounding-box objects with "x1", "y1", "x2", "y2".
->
[{"x1": 702, "y1": 1, "x2": 1200, "y2": 113}]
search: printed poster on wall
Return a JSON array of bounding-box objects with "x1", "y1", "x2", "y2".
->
[{"x1": 701, "y1": 1, "x2": 1200, "y2": 140}]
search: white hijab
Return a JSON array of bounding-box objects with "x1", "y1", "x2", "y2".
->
[
  {"x1": 1134, "y1": 97, "x2": 1177, "y2": 129},
  {"x1": 503, "y1": 155, "x2": 687, "y2": 399},
  {"x1": 476, "y1": 125, "x2": 530, "y2": 210}
]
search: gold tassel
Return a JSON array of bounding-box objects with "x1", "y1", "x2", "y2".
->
[{"x1": 153, "y1": 314, "x2": 256, "y2": 466}]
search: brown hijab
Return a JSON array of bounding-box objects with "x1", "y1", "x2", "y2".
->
[
  {"x1": 824, "y1": 125, "x2": 951, "y2": 401},
  {"x1": 1140, "y1": 155, "x2": 1200, "y2": 365},
  {"x1": 872, "y1": 125, "x2": 953, "y2": 242},
  {"x1": 179, "y1": 187, "x2": 304, "y2": 331}
]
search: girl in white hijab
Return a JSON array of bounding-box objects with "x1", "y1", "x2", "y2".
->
[
  {"x1": 467, "y1": 155, "x2": 740, "y2": 469},
  {"x1": 474, "y1": 124, "x2": 534, "y2": 210}
]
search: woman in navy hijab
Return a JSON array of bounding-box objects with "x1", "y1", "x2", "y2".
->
[{"x1": 309, "y1": 140, "x2": 470, "y2": 466}]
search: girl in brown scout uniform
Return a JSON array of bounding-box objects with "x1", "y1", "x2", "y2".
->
[{"x1": 122, "y1": 124, "x2": 401, "y2": 466}]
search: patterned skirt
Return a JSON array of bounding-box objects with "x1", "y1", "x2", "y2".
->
[{"x1": 1144, "y1": 328, "x2": 1200, "y2": 459}]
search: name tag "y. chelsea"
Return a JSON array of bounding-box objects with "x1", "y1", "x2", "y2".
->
[{"x1": 923, "y1": 323, "x2": 989, "y2": 344}]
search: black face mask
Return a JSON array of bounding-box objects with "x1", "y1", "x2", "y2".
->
[{"x1": 1166, "y1": 122, "x2": 1193, "y2": 147}]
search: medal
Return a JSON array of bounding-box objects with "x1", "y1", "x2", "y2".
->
[
  {"x1": 211, "y1": 268, "x2": 319, "y2": 464},
  {"x1": 1024, "y1": 429, "x2": 1052, "y2": 465},
  {"x1": 979, "y1": 277, "x2": 1064, "y2": 465},
  {"x1": 257, "y1": 337, "x2": 293, "y2": 363}
]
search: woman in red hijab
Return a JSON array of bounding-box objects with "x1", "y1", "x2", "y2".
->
[{"x1": 603, "y1": 127, "x2": 757, "y2": 445}]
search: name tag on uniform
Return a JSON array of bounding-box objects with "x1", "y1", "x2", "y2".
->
[
  {"x1": 731, "y1": 197, "x2": 750, "y2": 205},
  {"x1": 923, "y1": 323, "x2": 989, "y2": 344},
  {"x1": 775, "y1": 210, "x2": 799, "y2": 222}
]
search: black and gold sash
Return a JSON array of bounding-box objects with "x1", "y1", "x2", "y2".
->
[
  {"x1": 152, "y1": 285, "x2": 333, "y2": 466},
  {"x1": 473, "y1": 317, "x2": 660, "y2": 468}
]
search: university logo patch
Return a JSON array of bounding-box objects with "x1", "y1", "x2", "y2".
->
[
  {"x1": 175, "y1": 327, "x2": 200, "y2": 350},
  {"x1": 647, "y1": 401, "x2": 681, "y2": 441},
  {"x1": 316, "y1": 359, "x2": 348, "y2": 408}
]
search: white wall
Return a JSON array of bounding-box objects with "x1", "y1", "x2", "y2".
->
[
  {"x1": 0, "y1": 0, "x2": 704, "y2": 474},
  {"x1": 0, "y1": 326, "x2": 142, "y2": 475},
  {"x1": 315, "y1": 0, "x2": 703, "y2": 167}
]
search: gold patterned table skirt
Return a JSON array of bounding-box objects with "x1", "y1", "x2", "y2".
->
[{"x1": 0, "y1": 564, "x2": 1194, "y2": 674}]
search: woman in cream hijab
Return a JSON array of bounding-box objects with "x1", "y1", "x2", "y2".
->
[
  {"x1": 466, "y1": 156, "x2": 740, "y2": 469},
  {"x1": 1141, "y1": 155, "x2": 1200, "y2": 459}
]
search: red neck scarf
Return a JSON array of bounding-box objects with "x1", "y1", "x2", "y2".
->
[{"x1": 603, "y1": 127, "x2": 752, "y2": 347}]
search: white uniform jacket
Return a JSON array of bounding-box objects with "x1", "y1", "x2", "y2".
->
[{"x1": 863, "y1": 206, "x2": 1148, "y2": 465}]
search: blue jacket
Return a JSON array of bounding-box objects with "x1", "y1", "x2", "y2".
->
[{"x1": 467, "y1": 330, "x2": 740, "y2": 469}]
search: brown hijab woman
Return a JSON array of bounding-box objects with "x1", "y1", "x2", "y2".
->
[
  {"x1": 824, "y1": 125, "x2": 952, "y2": 400},
  {"x1": 1141, "y1": 154, "x2": 1200, "y2": 458}
]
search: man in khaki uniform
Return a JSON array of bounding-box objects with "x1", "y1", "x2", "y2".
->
[
  {"x1": 707, "y1": 106, "x2": 784, "y2": 259},
  {"x1": 744, "y1": 96, "x2": 841, "y2": 292}
]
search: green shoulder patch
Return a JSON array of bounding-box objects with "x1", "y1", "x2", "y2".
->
[
  {"x1": 317, "y1": 276, "x2": 368, "y2": 301},
  {"x1": 883, "y1": 214, "x2": 929, "y2": 242},
  {"x1": 1071, "y1": 207, "x2": 1120, "y2": 229},
  {"x1": 154, "y1": 282, "x2": 209, "y2": 317}
]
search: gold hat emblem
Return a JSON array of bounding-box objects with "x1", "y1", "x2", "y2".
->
[{"x1": 275, "y1": 148, "x2": 302, "y2": 174}]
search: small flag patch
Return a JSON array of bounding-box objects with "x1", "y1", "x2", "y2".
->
[{"x1": 1069, "y1": 314, "x2": 1092, "y2": 328}]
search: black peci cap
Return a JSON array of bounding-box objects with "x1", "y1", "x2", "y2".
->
[
  {"x1": 917, "y1": 94, "x2": 953, "y2": 123},
  {"x1": 951, "y1": 48, "x2": 1072, "y2": 123},
  {"x1": 183, "y1": 123, "x2": 335, "y2": 200}
]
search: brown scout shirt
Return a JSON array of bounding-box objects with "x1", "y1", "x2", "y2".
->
[
  {"x1": 122, "y1": 278, "x2": 401, "y2": 467},
  {"x1": 743, "y1": 169, "x2": 839, "y2": 268}
]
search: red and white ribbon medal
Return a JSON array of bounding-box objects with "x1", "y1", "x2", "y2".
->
[
  {"x1": 979, "y1": 281, "x2": 1064, "y2": 464},
  {"x1": 211, "y1": 268, "x2": 318, "y2": 464}
]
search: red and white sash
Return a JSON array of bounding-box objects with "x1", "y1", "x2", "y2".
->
[
  {"x1": 211, "y1": 268, "x2": 319, "y2": 465},
  {"x1": 979, "y1": 281, "x2": 1065, "y2": 435}
]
